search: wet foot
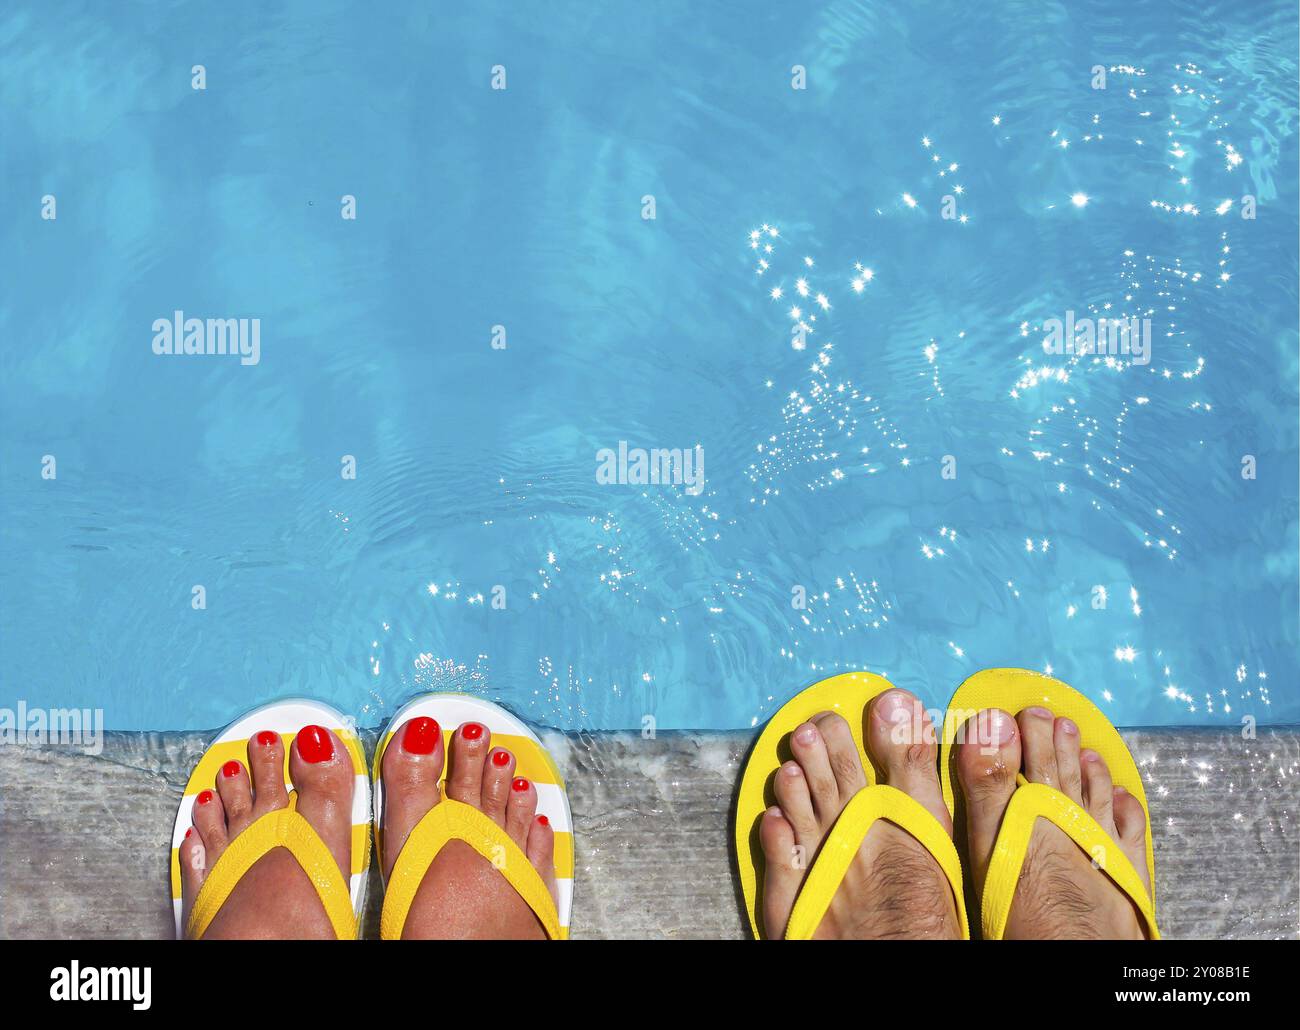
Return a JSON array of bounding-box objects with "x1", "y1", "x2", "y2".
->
[
  {"x1": 179, "y1": 725, "x2": 355, "y2": 939},
  {"x1": 955, "y1": 706, "x2": 1153, "y2": 939},
  {"x1": 380, "y1": 717, "x2": 557, "y2": 939},
  {"x1": 758, "y1": 689, "x2": 963, "y2": 939}
]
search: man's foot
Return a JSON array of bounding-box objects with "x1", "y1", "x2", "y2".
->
[
  {"x1": 178, "y1": 725, "x2": 356, "y2": 939},
  {"x1": 758, "y1": 689, "x2": 962, "y2": 939},
  {"x1": 380, "y1": 717, "x2": 557, "y2": 939},
  {"x1": 955, "y1": 707, "x2": 1153, "y2": 939}
]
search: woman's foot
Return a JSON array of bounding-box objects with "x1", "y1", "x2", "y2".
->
[
  {"x1": 955, "y1": 706, "x2": 1153, "y2": 939},
  {"x1": 178, "y1": 725, "x2": 356, "y2": 939},
  {"x1": 380, "y1": 717, "x2": 557, "y2": 939},
  {"x1": 758, "y1": 689, "x2": 963, "y2": 939}
]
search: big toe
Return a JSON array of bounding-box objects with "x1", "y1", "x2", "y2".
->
[
  {"x1": 288, "y1": 725, "x2": 357, "y2": 884},
  {"x1": 866, "y1": 689, "x2": 950, "y2": 833},
  {"x1": 380, "y1": 716, "x2": 445, "y2": 878},
  {"x1": 955, "y1": 708, "x2": 1021, "y2": 896}
]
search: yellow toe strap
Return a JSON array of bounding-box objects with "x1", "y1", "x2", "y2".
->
[
  {"x1": 983, "y1": 781, "x2": 1159, "y2": 940},
  {"x1": 380, "y1": 798, "x2": 562, "y2": 940},
  {"x1": 785, "y1": 784, "x2": 970, "y2": 940},
  {"x1": 186, "y1": 801, "x2": 357, "y2": 940}
]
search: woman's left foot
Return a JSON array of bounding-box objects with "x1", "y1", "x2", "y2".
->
[{"x1": 178, "y1": 725, "x2": 355, "y2": 939}]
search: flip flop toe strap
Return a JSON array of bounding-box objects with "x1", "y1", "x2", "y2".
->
[
  {"x1": 186, "y1": 800, "x2": 357, "y2": 940},
  {"x1": 380, "y1": 798, "x2": 562, "y2": 940},
  {"x1": 785, "y1": 784, "x2": 969, "y2": 940},
  {"x1": 982, "y1": 782, "x2": 1159, "y2": 940}
]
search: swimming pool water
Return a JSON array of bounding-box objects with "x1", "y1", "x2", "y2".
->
[{"x1": 2, "y1": 1, "x2": 1297, "y2": 731}]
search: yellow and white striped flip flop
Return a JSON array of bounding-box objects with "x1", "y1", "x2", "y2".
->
[
  {"x1": 938, "y1": 668, "x2": 1158, "y2": 939},
  {"x1": 169, "y1": 698, "x2": 371, "y2": 939},
  {"x1": 372, "y1": 693, "x2": 575, "y2": 939},
  {"x1": 734, "y1": 671, "x2": 969, "y2": 939}
]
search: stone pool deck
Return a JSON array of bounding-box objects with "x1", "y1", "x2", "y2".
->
[{"x1": 2, "y1": 727, "x2": 1297, "y2": 939}]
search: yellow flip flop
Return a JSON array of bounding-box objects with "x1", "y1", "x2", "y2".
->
[
  {"x1": 938, "y1": 668, "x2": 1158, "y2": 939},
  {"x1": 734, "y1": 671, "x2": 969, "y2": 939},
  {"x1": 169, "y1": 698, "x2": 371, "y2": 940},
  {"x1": 372, "y1": 693, "x2": 574, "y2": 939}
]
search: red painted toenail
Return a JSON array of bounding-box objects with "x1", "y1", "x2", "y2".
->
[
  {"x1": 255, "y1": 730, "x2": 278, "y2": 747},
  {"x1": 185, "y1": 828, "x2": 192, "y2": 839},
  {"x1": 196, "y1": 789, "x2": 214, "y2": 806},
  {"x1": 402, "y1": 717, "x2": 440, "y2": 755},
  {"x1": 461, "y1": 722, "x2": 484, "y2": 741},
  {"x1": 491, "y1": 749, "x2": 511, "y2": 767},
  {"x1": 296, "y1": 725, "x2": 334, "y2": 764},
  {"x1": 512, "y1": 777, "x2": 529, "y2": 792},
  {"x1": 221, "y1": 760, "x2": 242, "y2": 779},
  {"x1": 536, "y1": 814, "x2": 549, "y2": 827}
]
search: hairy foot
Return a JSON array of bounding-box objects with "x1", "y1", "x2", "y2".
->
[
  {"x1": 380, "y1": 717, "x2": 557, "y2": 939},
  {"x1": 758, "y1": 689, "x2": 962, "y2": 939},
  {"x1": 179, "y1": 725, "x2": 355, "y2": 939},
  {"x1": 955, "y1": 707, "x2": 1153, "y2": 939}
]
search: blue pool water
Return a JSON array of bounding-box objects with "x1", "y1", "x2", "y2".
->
[{"x1": 2, "y1": 1, "x2": 1297, "y2": 732}]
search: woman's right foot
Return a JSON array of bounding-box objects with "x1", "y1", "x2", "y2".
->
[
  {"x1": 955, "y1": 706, "x2": 1153, "y2": 939},
  {"x1": 380, "y1": 717, "x2": 557, "y2": 939},
  {"x1": 758, "y1": 689, "x2": 963, "y2": 939}
]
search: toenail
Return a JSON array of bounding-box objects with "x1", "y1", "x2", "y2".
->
[
  {"x1": 196, "y1": 790, "x2": 214, "y2": 806},
  {"x1": 401, "y1": 717, "x2": 440, "y2": 755},
  {"x1": 461, "y1": 722, "x2": 484, "y2": 741},
  {"x1": 184, "y1": 828, "x2": 192, "y2": 839},
  {"x1": 295, "y1": 725, "x2": 334, "y2": 764},
  {"x1": 536, "y1": 814, "x2": 549, "y2": 827},
  {"x1": 1058, "y1": 717, "x2": 1078, "y2": 736},
  {"x1": 1025, "y1": 706, "x2": 1054, "y2": 719},
  {"x1": 1082, "y1": 749, "x2": 1100, "y2": 763},
  {"x1": 1114, "y1": 785, "x2": 1128, "y2": 795},
  {"x1": 255, "y1": 730, "x2": 278, "y2": 747},
  {"x1": 978, "y1": 710, "x2": 1016, "y2": 746},
  {"x1": 512, "y1": 777, "x2": 529, "y2": 792},
  {"x1": 782, "y1": 762, "x2": 802, "y2": 778},
  {"x1": 221, "y1": 760, "x2": 242, "y2": 779},
  {"x1": 793, "y1": 724, "x2": 819, "y2": 745},
  {"x1": 875, "y1": 689, "x2": 914, "y2": 723},
  {"x1": 491, "y1": 749, "x2": 511, "y2": 767}
]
